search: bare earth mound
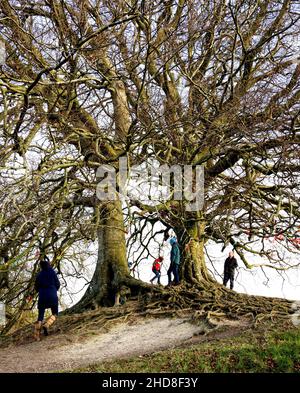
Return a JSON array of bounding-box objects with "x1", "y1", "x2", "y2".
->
[{"x1": 0, "y1": 315, "x2": 250, "y2": 373}]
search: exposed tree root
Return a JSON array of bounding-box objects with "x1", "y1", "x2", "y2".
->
[
  {"x1": 63, "y1": 280, "x2": 294, "y2": 340},
  {"x1": 64, "y1": 275, "x2": 160, "y2": 314},
  {"x1": 137, "y1": 282, "x2": 294, "y2": 328},
  {"x1": 67, "y1": 279, "x2": 294, "y2": 327},
  {"x1": 0, "y1": 281, "x2": 295, "y2": 347}
]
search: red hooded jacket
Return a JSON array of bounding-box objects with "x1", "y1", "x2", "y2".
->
[{"x1": 152, "y1": 258, "x2": 162, "y2": 272}]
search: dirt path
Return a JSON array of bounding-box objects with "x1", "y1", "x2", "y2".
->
[{"x1": 0, "y1": 317, "x2": 249, "y2": 373}]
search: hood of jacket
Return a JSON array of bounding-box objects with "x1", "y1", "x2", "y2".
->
[{"x1": 169, "y1": 237, "x2": 177, "y2": 246}]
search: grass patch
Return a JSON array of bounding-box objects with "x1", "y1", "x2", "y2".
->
[{"x1": 70, "y1": 327, "x2": 300, "y2": 373}]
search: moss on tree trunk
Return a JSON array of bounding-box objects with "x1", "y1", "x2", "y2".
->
[
  {"x1": 68, "y1": 199, "x2": 130, "y2": 311},
  {"x1": 175, "y1": 211, "x2": 216, "y2": 286},
  {"x1": 68, "y1": 199, "x2": 155, "y2": 313}
]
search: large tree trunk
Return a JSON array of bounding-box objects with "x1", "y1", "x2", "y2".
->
[
  {"x1": 94, "y1": 199, "x2": 129, "y2": 306},
  {"x1": 69, "y1": 69, "x2": 136, "y2": 312},
  {"x1": 69, "y1": 197, "x2": 154, "y2": 313},
  {"x1": 175, "y1": 211, "x2": 216, "y2": 286},
  {"x1": 69, "y1": 199, "x2": 130, "y2": 311}
]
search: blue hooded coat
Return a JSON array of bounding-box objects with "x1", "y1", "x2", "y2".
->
[
  {"x1": 35, "y1": 259, "x2": 60, "y2": 308},
  {"x1": 170, "y1": 238, "x2": 180, "y2": 265}
]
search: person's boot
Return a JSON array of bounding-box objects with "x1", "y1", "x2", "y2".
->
[
  {"x1": 42, "y1": 315, "x2": 56, "y2": 336},
  {"x1": 33, "y1": 321, "x2": 42, "y2": 341}
]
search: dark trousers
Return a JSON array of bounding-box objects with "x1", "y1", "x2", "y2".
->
[
  {"x1": 38, "y1": 304, "x2": 58, "y2": 321},
  {"x1": 223, "y1": 272, "x2": 234, "y2": 289},
  {"x1": 150, "y1": 270, "x2": 161, "y2": 284},
  {"x1": 167, "y1": 262, "x2": 179, "y2": 284}
]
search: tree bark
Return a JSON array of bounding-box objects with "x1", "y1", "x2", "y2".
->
[
  {"x1": 175, "y1": 211, "x2": 216, "y2": 285},
  {"x1": 69, "y1": 198, "x2": 131, "y2": 311}
]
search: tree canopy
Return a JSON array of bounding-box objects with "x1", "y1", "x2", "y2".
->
[{"x1": 0, "y1": 0, "x2": 300, "y2": 330}]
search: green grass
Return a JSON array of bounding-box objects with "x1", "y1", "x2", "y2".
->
[{"x1": 71, "y1": 327, "x2": 300, "y2": 373}]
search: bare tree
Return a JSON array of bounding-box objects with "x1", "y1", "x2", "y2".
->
[
  {"x1": 123, "y1": 0, "x2": 300, "y2": 284},
  {"x1": 0, "y1": 1, "x2": 299, "y2": 329}
]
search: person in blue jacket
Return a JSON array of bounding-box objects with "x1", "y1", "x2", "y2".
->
[
  {"x1": 33, "y1": 251, "x2": 60, "y2": 341},
  {"x1": 167, "y1": 237, "x2": 181, "y2": 286}
]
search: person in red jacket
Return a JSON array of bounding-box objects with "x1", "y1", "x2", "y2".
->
[{"x1": 150, "y1": 256, "x2": 163, "y2": 285}]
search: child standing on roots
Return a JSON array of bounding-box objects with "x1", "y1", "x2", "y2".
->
[
  {"x1": 150, "y1": 256, "x2": 163, "y2": 285},
  {"x1": 33, "y1": 250, "x2": 60, "y2": 341}
]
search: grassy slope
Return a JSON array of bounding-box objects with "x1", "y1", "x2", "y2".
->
[{"x1": 72, "y1": 326, "x2": 300, "y2": 373}]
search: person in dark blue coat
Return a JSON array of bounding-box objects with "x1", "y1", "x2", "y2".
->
[
  {"x1": 167, "y1": 237, "x2": 181, "y2": 285},
  {"x1": 34, "y1": 251, "x2": 60, "y2": 340}
]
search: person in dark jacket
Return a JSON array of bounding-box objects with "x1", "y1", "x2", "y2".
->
[
  {"x1": 34, "y1": 251, "x2": 60, "y2": 341},
  {"x1": 167, "y1": 238, "x2": 181, "y2": 285},
  {"x1": 150, "y1": 256, "x2": 163, "y2": 285},
  {"x1": 223, "y1": 251, "x2": 238, "y2": 290}
]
